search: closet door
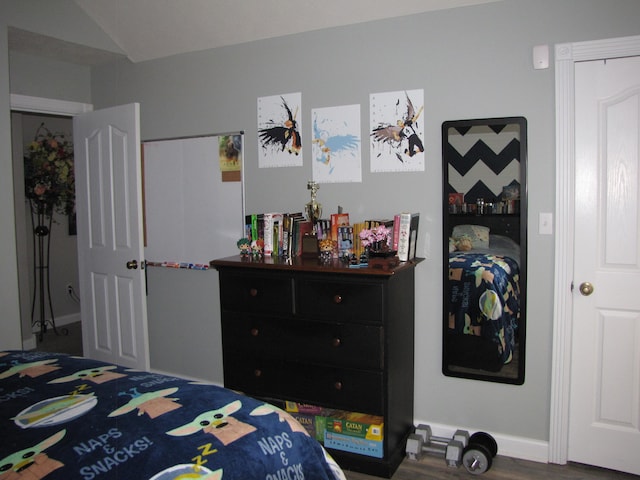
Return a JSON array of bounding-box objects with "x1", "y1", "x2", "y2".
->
[{"x1": 568, "y1": 56, "x2": 640, "y2": 476}]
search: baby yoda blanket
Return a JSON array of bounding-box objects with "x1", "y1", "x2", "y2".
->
[
  {"x1": 447, "y1": 252, "x2": 520, "y2": 370},
  {"x1": 0, "y1": 351, "x2": 345, "y2": 480}
]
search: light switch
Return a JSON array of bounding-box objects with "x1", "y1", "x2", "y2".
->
[{"x1": 539, "y1": 212, "x2": 553, "y2": 235}]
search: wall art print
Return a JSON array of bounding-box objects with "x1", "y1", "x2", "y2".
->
[
  {"x1": 369, "y1": 89, "x2": 425, "y2": 172},
  {"x1": 311, "y1": 104, "x2": 362, "y2": 184},
  {"x1": 257, "y1": 92, "x2": 303, "y2": 168},
  {"x1": 218, "y1": 133, "x2": 243, "y2": 182}
]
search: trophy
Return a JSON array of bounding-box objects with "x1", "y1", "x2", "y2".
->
[{"x1": 305, "y1": 180, "x2": 322, "y2": 230}]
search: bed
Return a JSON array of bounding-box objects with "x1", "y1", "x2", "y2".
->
[
  {"x1": 446, "y1": 222, "x2": 521, "y2": 372},
  {"x1": 0, "y1": 350, "x2": 346, "y2": 480}
]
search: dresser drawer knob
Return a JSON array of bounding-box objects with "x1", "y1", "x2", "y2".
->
[
  {"x1": 331, "y1": 338, "x2": 342, "y2": 348},
  {"x1": 333, "y1": 294, "x2": 342, "y2": 304},
  {"x1": 333, "y1": 381, "x2": 343, "y2": 391},
  {"x1": 250, "y1": 328, "x2": 259, "y2": 337},
  {"x1": 254, "y1": 369, "x2": 262, "y2": 377},
  {"x1": 249, "y1": 288, "x2": 258, "y2": 297}
]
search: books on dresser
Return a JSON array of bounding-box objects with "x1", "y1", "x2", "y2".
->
[
  {"x1": 244, "y1": 210, "x2": 419, "y2": 261},
  {"x1": 397, "y1": 212, "x2": 420, "y2": 262}
]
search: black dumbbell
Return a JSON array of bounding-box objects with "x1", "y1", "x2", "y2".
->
[{"x1": 461, "y1": 431, "x2": 497, "y2": 475}]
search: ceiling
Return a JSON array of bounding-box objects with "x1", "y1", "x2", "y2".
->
[{"x1": 9, "y1": 0, "x2": 501, "y2": 65}]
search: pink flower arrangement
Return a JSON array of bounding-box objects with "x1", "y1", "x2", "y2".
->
[{"x1": 359, "y1": 224, "x2": 391, "y2": 249}]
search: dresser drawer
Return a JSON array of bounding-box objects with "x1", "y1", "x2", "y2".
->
[
  {"x1": 221, "y1": 315, "x2": 282, "y2": 357},
  {"x1": 297, "y1": 278, "x2": 384, "y2": 323},
  {"x1": 279, "y1": 362, "x2": 384, "y2": 414},
  {"x1": 223, "y1": 353, "x2": 383, "y2": 414},
  {"x1": 219, "y1": 271, "x2": 293, "y2": 315},
  {"x1": 223, "y1": 353, "x2": 283, "y2": 399},
  {"x1": 285, "y1": 320, "x2": 383, "y2": 370},
  {"x1": 223, "y1": 314, "x2": 384, "y2": 370}
]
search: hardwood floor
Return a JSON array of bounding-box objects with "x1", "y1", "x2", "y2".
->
[
  {"x1": 343, "y1": 455, "x2": 639, "y2": 480},
  {"x1": 34, "y1": 321, "x2": 83, "y2": 356}
]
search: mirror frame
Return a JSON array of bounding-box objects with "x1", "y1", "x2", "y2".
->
[{"x1": 442, "y1": 117, "x2": 527, "y2": 385}]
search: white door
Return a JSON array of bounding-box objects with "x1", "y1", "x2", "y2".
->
[
  {"x1": 73, "y1": 103, "x2": 149, "y2": 370},
  {"x1": 569, "y1": 56, "x2": 640, "y2": 475}
]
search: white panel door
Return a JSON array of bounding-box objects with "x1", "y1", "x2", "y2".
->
[
  {"x1": 73, "y1": 103, "x2": 149, "y2": 370},
  {"x1": 569, "y1": 56, "x2": 640, "y2": 475}
]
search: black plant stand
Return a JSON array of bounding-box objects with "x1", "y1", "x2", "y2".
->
[{"x1": 30, "y1": 202, "x2": 61, "y2": 342}]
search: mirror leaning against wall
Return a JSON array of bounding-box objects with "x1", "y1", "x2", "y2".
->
[{"x1": 442, "y1": 117, "x2": 527, "y2": 385}]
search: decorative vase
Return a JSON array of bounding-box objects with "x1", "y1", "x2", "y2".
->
[
  {"x1": 368, "y1": 242, "x2": 397, "y2": 258},
  {"x1": 366, "y1": 242, "x2": 399, "y2": 270}
]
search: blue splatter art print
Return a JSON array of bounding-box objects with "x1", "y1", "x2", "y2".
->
[{"x1": 311, "y1": 104, "x2": 362, "y2": 183}]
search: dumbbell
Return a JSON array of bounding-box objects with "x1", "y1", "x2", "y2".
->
[
  {"x1": 406, "y1": 424, "x2": 469, "y2": 467},
  {"x1": 405, "y1": 424, "x2": 498, "y2": 475},
  {"x1": 461, "y1": 431, "x2": 498, "y2": 475}
]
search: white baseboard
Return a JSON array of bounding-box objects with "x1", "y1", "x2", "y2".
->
[
  {"x1": 23, "y1": 313, "x2": 82, "y2": 351},
  {"x1": 416, "y1": 420, "x2": 550, "y2": 464}
]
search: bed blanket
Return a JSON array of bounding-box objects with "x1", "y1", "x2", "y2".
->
[
  {"x1": 0, "y1": 351, "x2": 345, "y2": 480},
  {"x1": 448, "y1": 252, "x2": 520, "y2": 369}
]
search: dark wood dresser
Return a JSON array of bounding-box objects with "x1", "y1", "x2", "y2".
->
[{"x1": 210, "y1": 255, "x2": 421, "y2": 477}]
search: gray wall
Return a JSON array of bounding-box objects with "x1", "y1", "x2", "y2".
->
[
  {"x1": 88, "y1": 0, "x2": 640, "y2": 443},
  {"x1": 1, "y1": 23, "x2": 21, "y2": 349},
  {"x1": 0, "y1": 0, "x2": 124, "y2": 350},
  {"x1": 146, "y1": 268, "x2": 223, "y2": 382},
  {"x1": 2, "y1": 0, "x2": 640, "y2": 451},
  {"x1": 10, "y1": 51, "x2": 91, "y2": 102}
]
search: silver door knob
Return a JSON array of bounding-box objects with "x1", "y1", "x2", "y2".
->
[
  {"x1": 126, "y1": 260, "x2": 138, "y2": 270},
  {"x1": 579, "y1": 282, "x2": 594, "y2": 296}
]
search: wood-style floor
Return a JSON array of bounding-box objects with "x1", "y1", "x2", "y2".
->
[
  {"x1": 343, "y1": 455, "x2": 639, "y2": 480},
  {"x1": 34, "y1": 321, "x2": 83, "y2": 356}
]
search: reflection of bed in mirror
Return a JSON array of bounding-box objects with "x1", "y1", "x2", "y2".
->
[
  {"x1": 442, "y1": 117, "x2": 527, "y2": 385},
  {"x1": 446, "y1": 215, "x2": 521, "y2": 378}
]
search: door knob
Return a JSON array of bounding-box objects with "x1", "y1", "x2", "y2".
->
[
  {"x1": 126, "y1": 260, "x2": 138, "y2": 270},
  {"x1": 579, "y1": 282, "x2": 594, "y2": 296}
]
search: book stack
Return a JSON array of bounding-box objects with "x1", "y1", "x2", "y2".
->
[
  {"x1": 245, "y1": 212, "x2": 309, "y2": 257},
  {"x1": 243, "y1": 210, "x2": 419, "y2": 261}
]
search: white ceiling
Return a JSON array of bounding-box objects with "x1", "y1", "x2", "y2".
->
[
  {"x1": 69, "y1": 0, "x2": 501, "y2": 63},
  {"x1": 9, "y1": 1, "x2": 502, "y2": 65}
]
